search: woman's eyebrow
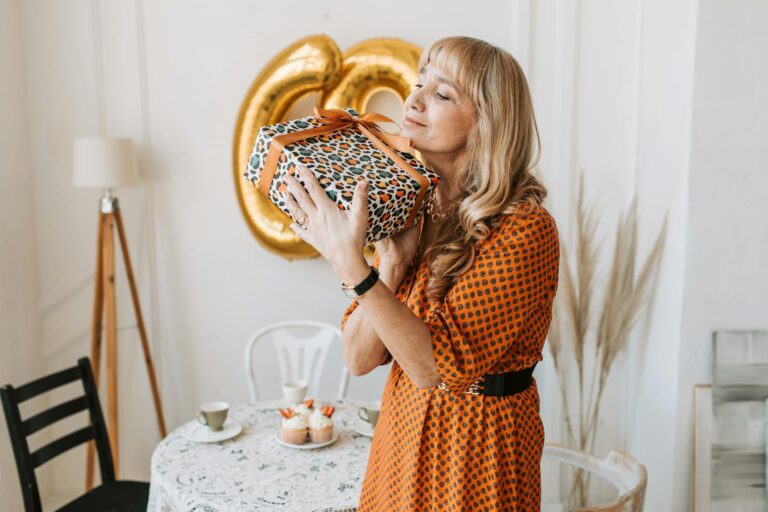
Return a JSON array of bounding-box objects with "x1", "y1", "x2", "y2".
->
[{"x1": 418, "y1": 66, "x2": 458, "y2": 90}]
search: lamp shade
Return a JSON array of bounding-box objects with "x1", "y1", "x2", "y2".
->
[{"x1": 73, "y1": 137, "x2": 140, "y2": 188}]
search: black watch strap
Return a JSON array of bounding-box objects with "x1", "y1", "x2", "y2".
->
[{"x1": 342, "y1": 266, "x2": 379, "y2": 299}]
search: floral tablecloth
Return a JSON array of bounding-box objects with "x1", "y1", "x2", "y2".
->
[{"x1": 147, "y1": 398, "x2": 375, "y2": 512}]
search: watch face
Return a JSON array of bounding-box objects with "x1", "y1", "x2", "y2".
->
[{"x1": 342, "y1": 288, "x2": 359, "y2": 299}]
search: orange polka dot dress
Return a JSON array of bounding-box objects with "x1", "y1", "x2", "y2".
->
[{"x1": 341, "y1": 202, "x2": 560, "y2": 512}]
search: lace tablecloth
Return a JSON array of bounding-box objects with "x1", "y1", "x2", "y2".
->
[{"x1": 148, "y1": 398, "x2": 375, "y2": 512}]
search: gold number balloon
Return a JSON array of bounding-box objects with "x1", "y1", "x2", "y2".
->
[{"x1": 233, "y1": 35, "x2": 422, "y2": 260}]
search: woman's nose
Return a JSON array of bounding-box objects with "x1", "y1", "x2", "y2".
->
[{"x1": 406, "y1": 95, "x2": 424, "y2": 113}]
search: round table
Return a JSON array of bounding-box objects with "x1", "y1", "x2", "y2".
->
[{"x1": 147, "y1": 398, "x2": 375, "y2": 512}]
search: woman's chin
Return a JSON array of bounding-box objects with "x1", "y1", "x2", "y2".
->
[{"x1": 400, "y1": 132, "x2": 422, "y2": 150}]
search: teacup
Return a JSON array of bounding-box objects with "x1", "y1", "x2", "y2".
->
[
  {"x1": 197, "y1": 401, "x2": 229, "y2": 431},
  {"x1": 282, "y1": 379, "x2": 308, "y2": 404},
  {"x1": 358, "y1": 401, "x2": 381, "y2": 428}
]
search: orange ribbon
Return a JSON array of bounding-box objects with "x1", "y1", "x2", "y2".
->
[{"x1": 257, "y1": 107, "x2": 431, "y2": 228}]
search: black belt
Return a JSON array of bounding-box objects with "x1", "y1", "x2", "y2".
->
[{"x1": 477, "y1": 363, "x2": 537, "y2": 396}]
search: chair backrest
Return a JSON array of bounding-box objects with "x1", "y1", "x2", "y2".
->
[
  {"x1": 543, "y1": 443, "x2": 647, "y2": 512},
  {"x1": 244, "y1": 320, "x2": 350, "y2": 402},
  {"x1": 1, "y1": 357, "x2": 114, "y2": 512}
]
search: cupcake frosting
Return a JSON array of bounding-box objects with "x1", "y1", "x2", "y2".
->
[
  {"x1": 309, "y1": 409, "x2": 333, "y2": 429},
  {"x1": 294, "y1": 403, "x2": 314, "y2": 417},
  {"x1": 282, "y1": 414, "x2": 308, "y2": 430}
]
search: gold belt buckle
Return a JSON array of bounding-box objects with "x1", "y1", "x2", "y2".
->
[
  {"x1": 437, "y1": 377, "x2": 485, "y2": 395},
  {"x1": 466, "y1": 378, "x2": 484, "y2": 395}
]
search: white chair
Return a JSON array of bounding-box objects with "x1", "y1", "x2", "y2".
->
[
  {"x1": 244, "y1": 320, "x2": 350, "y2": 402},
  {"x1": 543, "y1": 443, "x2": 647, "y2": 511}
]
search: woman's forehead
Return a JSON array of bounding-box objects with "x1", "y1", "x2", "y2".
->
[{"x1": 419, "y1": 63, "x2": 458, "y2": 90}]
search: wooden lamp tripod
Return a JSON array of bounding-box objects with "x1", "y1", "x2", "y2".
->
[{"x1": 73, "y1": 137, "x2": 167, "y2": 489}]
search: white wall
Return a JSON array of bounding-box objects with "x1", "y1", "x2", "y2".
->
[
  {"x1": 625, "y1": 1, "x2": 699, "y2": 510},
  {"x1": 0, "y1": 0, "x2": 46, "y2": 508},
  {"x1": 672, "y1": 1, "x2": 768, "y2": 511}
]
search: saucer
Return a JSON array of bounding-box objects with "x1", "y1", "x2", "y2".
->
[
  {"x1": 353, "y1": 417, "x2": 375, "y2": 438},
  {"x1": 274, "y1": 431, "x2": 338, "y2": 449},
  {"x1": 182, "y1": 421, "x2": 242, "y2": 443}
]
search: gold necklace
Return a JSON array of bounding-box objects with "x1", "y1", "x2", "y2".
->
[{"x1": 426, "y1": 194, "x2": 461, "y2": 223}]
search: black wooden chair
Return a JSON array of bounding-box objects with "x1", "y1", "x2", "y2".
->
[{"x1": 1, "y1": 357, "x2": 149, "y2": 511}]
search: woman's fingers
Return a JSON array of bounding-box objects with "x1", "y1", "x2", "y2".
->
[
  {"x1": 296, "y1": 164, "x2": 333, "y2": 211},
  {"x1": 281, "y1": 189, "x2": 307, "y2": 226},
  {"x1": 282, "y1": 164, "x2": 369, "y2": 257},
  {"x1": 350, "y1": 179, "x2": 369, "y2": 226},
  {"x1": 283, "y1": 171, "x2": 317, "y2": 216}
]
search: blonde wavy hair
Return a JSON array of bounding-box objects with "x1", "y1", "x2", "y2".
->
[{"x1": 420, "y1": 36, "x2": 548, "y2": 301}]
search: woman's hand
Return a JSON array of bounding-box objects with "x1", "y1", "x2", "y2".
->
[
  {"x1": 375, "y1": 222, "x2": 420, "y2": 270},
  {"x1": 282, "y1": 163, "x2": 370, "y2": 284}
]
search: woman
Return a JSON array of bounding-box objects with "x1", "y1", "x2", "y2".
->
[{"x1": 282, "y1": 36, "x2": 559, "y2": 511}]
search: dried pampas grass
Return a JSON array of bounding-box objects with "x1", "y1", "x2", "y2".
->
[{"x1": 548, "y1": 173, "x2": 667, "y2": 506}]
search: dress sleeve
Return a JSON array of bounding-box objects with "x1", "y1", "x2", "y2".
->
[
  {"x1": 427, "y1": 207, "x2": 559, "y2": 394},
  {"x1": 340, "y1": 299, "x2": 360, "y2": 333},
  {"x1": 339, "y1": 249, "x2": 393, "y2": 366}
]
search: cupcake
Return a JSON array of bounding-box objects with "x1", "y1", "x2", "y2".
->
[
  {"x1": 293, "y1": 398, "x2": 315, "y2": 418},
  {"x1": 278, "y1": 408, "x2": 308, "y2": 445},
  {"x1": 308, "y1": 405, "x2": 335, "y2": 443}
]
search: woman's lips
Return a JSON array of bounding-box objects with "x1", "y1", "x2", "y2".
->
[{"x1": 403, "y1": 116, "x2": 426, "y2": 127}]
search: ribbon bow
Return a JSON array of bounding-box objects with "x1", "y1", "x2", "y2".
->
[{"x1": 311, "y1": 107, "x2": 412, "y2": 154}]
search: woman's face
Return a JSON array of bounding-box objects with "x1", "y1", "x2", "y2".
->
[{"x1": 401, "y1": 62, "x2": 477, "y2": 156}]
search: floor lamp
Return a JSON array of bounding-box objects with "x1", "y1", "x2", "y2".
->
[{"x1": 73, "y1": 137, "x2": 167, "y2": 489}]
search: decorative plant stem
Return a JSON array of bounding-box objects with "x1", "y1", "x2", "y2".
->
[{"x1": 547, "y1": 173, "x2": 667, "y2": 507}]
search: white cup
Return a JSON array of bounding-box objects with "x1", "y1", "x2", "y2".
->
[
  {"x1": 282, "y1": 379, "x2": 308, "y2": 404},
  {"x1": 196, "y1": 401, "x2": 229, "y2": 431},
  {"x1": 358, "y1": 400, "x2": 381, "y2": 428}
]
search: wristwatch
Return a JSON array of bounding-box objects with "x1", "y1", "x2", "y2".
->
[{"x1": 341, "y1": 266, "x2": 379, "y2": 299}]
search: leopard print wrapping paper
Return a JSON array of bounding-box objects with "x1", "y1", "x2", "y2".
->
[{"x1": 243, "y1": 108, "x2": 439, "y2": 245}]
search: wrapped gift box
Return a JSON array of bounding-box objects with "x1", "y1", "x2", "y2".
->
[{"x1": 243, "y1": 107, "x2": 439, "y2": 245}]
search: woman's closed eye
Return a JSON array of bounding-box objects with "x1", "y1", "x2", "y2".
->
[{"x1": 413, "y1": 83, "x2": 450, "y2": 101}]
